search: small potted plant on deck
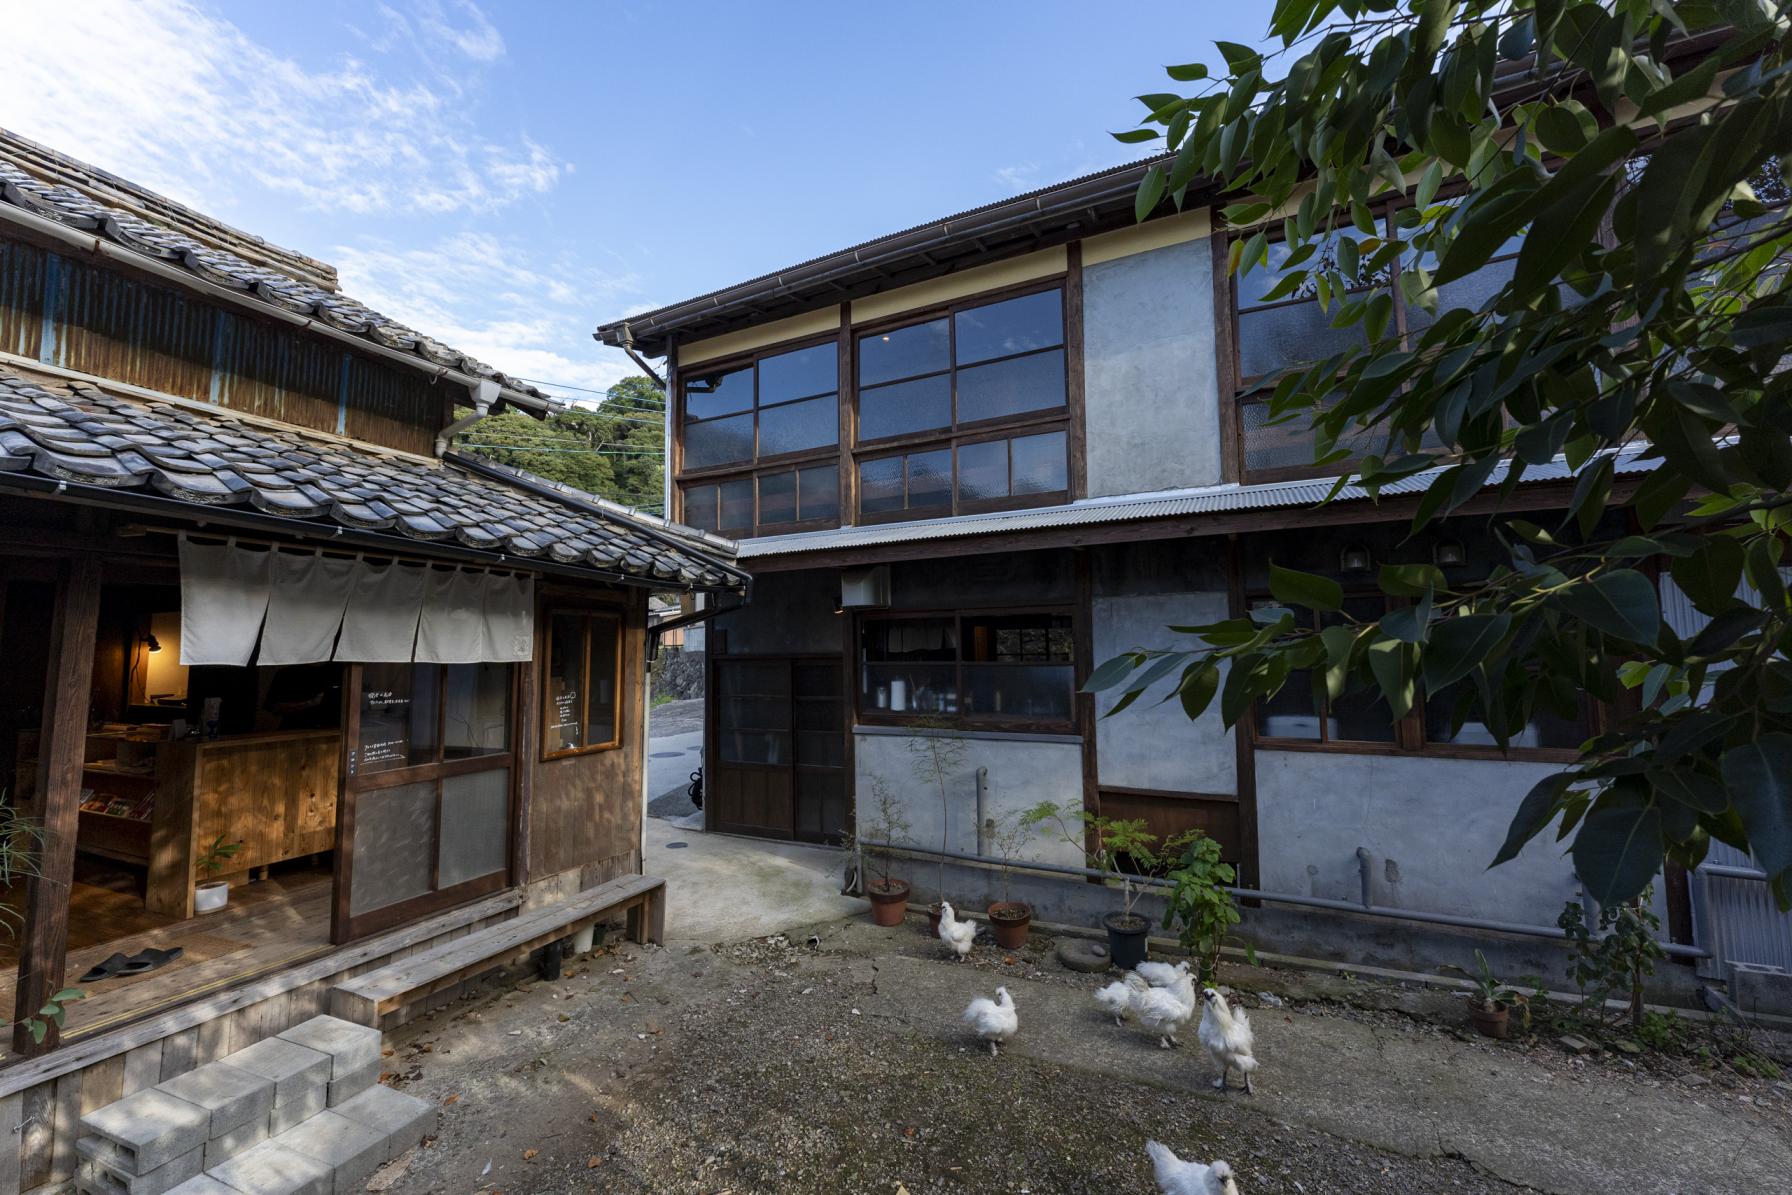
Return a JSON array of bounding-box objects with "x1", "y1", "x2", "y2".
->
[
  {"x1": 984, "y1": 810, "x2": 1036, "y2": 950},
  {"x1": 1444, "y1": 948, "x2": 1528, "y2": 1040},
  {"x1": 1022, "y1": 802, "x2": 1161, "y2": 969},
  {"x1": 849, "y1": 778, "x2": 914, "y2": 927},
  {"x1": 193, "y1": 834, "x2": 242, "y2": 914}
]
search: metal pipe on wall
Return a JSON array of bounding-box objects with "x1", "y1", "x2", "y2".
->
[{"x1": 861, "y1": 839, "x2": 1709, "y2": 960}]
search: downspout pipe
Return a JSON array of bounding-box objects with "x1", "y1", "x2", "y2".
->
[
  {"x1": 435, "y1": 378, "x2": 500, "y2": 457},
  {"x1": 860, "y1": 839, "x2": 1709, "y2": 960},
  {"x1": 646, "y1": 586, "x2": 751, "y2": 665},
  {"x1": 610, "y1": 322, "x2": 666, "y2": 389}
]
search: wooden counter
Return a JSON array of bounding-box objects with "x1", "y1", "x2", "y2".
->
[{"x1": 77, "y1": 728, "x2": 340, "y2": 917}]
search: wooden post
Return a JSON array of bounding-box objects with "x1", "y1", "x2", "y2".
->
[{"x1": 12, "y1": 553, "x2": 101, "y2": 1056}]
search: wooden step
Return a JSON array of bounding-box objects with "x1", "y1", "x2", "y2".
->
[{"x1": 328, "y1": 874, "x2": 665, "y2": 1026}]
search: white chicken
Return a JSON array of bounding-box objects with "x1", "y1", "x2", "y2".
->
[
  {"x1": 1135, "y1": 959, "x2": 1193, "y2": 987},
  {"x1": 936, "y1": 901, "x2": 979, "y2": 961},
  {"x1": 1196, "y1": 987, "x2": 1258, "y2": 1094},
  {"x1": 1128, "y1": 969, "x2": 1198, "y2": 1049},
  {"x1": 1093, "y1": 978, "x2": 1133, "y2": 1025},
  {"x1": 962, "y1": 985, "x2": 1017, "y2": 1056},
  {"x1": 1145, "y1": 1141, "x2": 1240, "y2": 1195}
]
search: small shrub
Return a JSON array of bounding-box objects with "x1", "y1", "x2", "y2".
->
[
  {"x1": 1559, "y1": 888, "x2": 1665, "y2": 1030},
  {"x1": 1159, "y1": 832, "x2": 1252, "y2": 984}
]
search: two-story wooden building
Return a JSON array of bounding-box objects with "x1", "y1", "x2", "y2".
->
[
  {"x1": 595, "y1": 160, "x2": 1670, "y2": 943},
  {"x1": 0, "y1": 132, "x2": 743, "y2": 1191}
]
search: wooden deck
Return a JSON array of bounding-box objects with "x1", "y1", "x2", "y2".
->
[{"x1": 0, "y1": 870, "x2": 331, "y2": 1057}]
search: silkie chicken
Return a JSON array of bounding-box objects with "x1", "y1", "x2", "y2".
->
[
  {"x1": 1128, "y1": 969, "x2": 1198, "y2": 1049},
  {"x1": 936, "y1": 900, "x2": 979, "y2": 961},
  {"x1": 1196, "y1": 987, "x2": 1257, "y2": 1094},
  {"x1": 1135, "y1": 959, "x2": 1193, "y2": 988},
  {"x1": 962, "y1": 985, "x2": 1017, "y2": 1056},
  {"x1": 1145, "y1": 1141, "x2": 1240, "y2": 1195},
  {"x1": 1093, "y1": 977, "x2": 1134, "y2": 1025}
]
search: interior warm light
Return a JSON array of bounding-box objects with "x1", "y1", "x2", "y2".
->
[{"x1": 143, "y1": 633, "x2": 163, "y2": 653}]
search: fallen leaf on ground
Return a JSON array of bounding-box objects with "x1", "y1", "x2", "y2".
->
[
  {"x1": 587, "y1": 1157, "x2": 603, "y2": 1169},
  {"x1": 442, "y1": 1094, "x2": 460, "y2": 1106},
  {"x1": 381, "y1": 1048, "x2": 395, "y2": 1057},
  {"x1": 523, "y1": 1148, "x2": 538, "y2": 1161}
]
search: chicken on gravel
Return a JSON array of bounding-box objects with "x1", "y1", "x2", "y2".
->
[
  {"x1": 1135, "y1": 959, "x2": 1193, "y2": 987},
  {"x1": 1197, "y1": 987, "x2": 1258, "y2": 1094},
  {"x1": 1093, "y1": 977, "x2": 1133, "y2": 1025},
  {"x1": 1129, "y1": 969, "x2": 1198, "y2": 1049},
  {"x1": 936, "y1": 900, "x2": 979, "y2": 962},
  {"x1": 962, "y1": 985, "x2": 1017, "y2": 1056},
  {"x1": 1145, "y1": 1141, "x2": 1240, "y2": 1195}
]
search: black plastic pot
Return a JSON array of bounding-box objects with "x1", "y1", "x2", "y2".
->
[{"x1": 1102, "y1": 911, "x2": 1149, "y2": 970}]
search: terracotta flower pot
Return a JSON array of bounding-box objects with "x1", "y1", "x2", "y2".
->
[
  {"x1": 987, "y1": 901, "x2": 1032, "y2": 950},
  {"x1": 1469, "y1": 1001, "x2": 1510, "y2": 1040},
  {"x1": 867, "y1": 879, "x2": 910, "y2": 927}
]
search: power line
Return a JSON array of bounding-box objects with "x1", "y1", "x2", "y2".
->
[{"x1": 460, "y1": 443, "x2": 664, "y2": 456}]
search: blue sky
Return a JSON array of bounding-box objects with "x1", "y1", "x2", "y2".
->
[{"x1": 1, "y1": 0, "x2": 1276, "y2": 400}]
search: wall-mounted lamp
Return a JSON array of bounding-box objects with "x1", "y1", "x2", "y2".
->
[
  {"x1": 141, "y1": 633, "x2": 163, "y2": 654},
  {"x1": 1339, "y1": 544, "x2": 1373, "y2": 574},
  {"x1": 1434, "y1": 539, "x2": 1467, "y2": 567}
]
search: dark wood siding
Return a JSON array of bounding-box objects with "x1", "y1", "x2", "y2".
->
[{"x1": 0, "y1": 233, "x2": 446, "y2": 456}]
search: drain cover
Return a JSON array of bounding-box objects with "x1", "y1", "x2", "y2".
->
[{"x1": 665, "y1": 841, "x2": 689, "y2": 849}]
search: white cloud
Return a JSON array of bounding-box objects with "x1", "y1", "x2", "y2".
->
[
  {"x1": 995, "y1": 162, "x2": 1040, "y2": 192},
  {"x1": 332, "y1": 234, "x2": 645, "y2": 397},
  {"x1": 0, "y1": 0, "x2": 554, "y2": 216}
]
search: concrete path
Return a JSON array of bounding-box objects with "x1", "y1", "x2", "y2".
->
[
  {"x1": 644, "y1": 697, "x2": 703, "y2": 809},
  {"x1": 642, "y1": 816, "x2": 865, "y2": 943}
]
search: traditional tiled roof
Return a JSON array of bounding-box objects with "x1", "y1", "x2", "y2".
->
[
  {"x1": 0, "y1": 148, "x2": 556, "y2": 412},
  {"x1": 0, "y1": 367, "x2": 743, "y2": 591}
]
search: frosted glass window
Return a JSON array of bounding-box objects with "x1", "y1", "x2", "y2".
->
[
  {"x1": 683, "y1": 412, "x2": 754, "y2": 469},
  {"x1": 957, "y1": 439, "x2": 1007, "y2": 502},
  {"x1": 759, "y1": 342, "x2": 837, "y2": 403},
  {"x1": 349, "y1": 780, "x2": 436, "y2": 916},
  {"x1": 859, "y1": 318, "x2": 949, "y2": 386},
  {"x1": 859, "y1": 374, "x2": 951, "y2": 441},
  {"x1": 757, "y1": 394, "x2": 837, "y2": 457},
  {"x1": 954, "y1": 290, "x2": 1063, "y2": 365},
  {"x1": 444, "y1": 662, "x2": 510, "y2": 758},
  {"x1": 1010, "y1": 431, "x2": 1067, "y2": 494},
  {"x1": 683, "y1": 363, "x2": 754, "y2": 420},
  {"x1": 438, "y1": 769, "x2": 510, "y2": 888}
]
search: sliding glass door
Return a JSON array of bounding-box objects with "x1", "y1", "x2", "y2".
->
[{"x1": 334, "y1": 661, "x2": 517, "y2": 941}]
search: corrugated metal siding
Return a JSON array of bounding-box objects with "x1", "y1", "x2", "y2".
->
[
  {"x1": 211, "y1": 308, "x2": 344, "y2": 436},
  {"x1": 0, "y1": 233, "x2": 445, "y2": 455},
  {"x1": 0, "y1": 237, "x2": 45, "y2": 358},
  {"x1": 1662, "y1": 570, "x2": 1792, "y2": 976},
  {"x1": 56, "y1": 251, "x2": 213, "y2": 397}
]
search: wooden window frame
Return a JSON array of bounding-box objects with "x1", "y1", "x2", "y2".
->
[
  {"x1": 1227, "y1": 200, "x2": 1523, "y2": 485},
  {"x1": 681, "y1": 463, "x2": 841, "y2": 540},
  {"x1": 854, "y1": 604, "x2": 1078, "y2": 735},
  {"x1": 850, "y1": 280, "x2": 1073, "y2": 522},
  {"x1": 335, "y1": 661, "x2": 520, "y2": 942},
  {"x1": 540, "y1": 608, "x2": 624, "y2": 760},
  {"x1": 675, "y1": 332, "x2": 843, "y2": 536},
  {"x1": 1245, "y1": 591, "x2": 1596, "y2": 762}
]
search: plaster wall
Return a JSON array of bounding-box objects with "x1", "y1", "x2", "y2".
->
[
  {"x1": 1254, "y1": 750, "x2": 1583, "y2": 925},
  {"x1": 853, "y1": 728, "x2": 1085, "y2": 870},
  {"x1": 1082, "y1": 237, "x2": 1221, "y2": 497},
  {"x1": 1091, "y1": 590, "x2": 1236, "y2": 794}
]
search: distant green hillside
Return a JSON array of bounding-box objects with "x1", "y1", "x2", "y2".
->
[{"x1": 455, "y1": 375, "x2": 665, "y2": 512}]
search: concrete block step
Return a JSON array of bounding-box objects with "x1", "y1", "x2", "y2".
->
[
  {"x1": 204, "y1": 1141, "x2": 332, "y2": 1195},
  {"x1": 79, "y1": 1088, "x2": 211, "y2": 1176},
  {"x1": 157, "y1": 1062, "x2": 275, "y2": 1140},
  {"x1": 75, "y1": 1138, "x2": 201, "y2": 1195}
]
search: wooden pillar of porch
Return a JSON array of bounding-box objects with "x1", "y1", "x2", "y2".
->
[{"x1": 11, "y1": 552, "x2": 102, "y2": 1056}]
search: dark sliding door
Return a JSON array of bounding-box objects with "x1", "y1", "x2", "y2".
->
[{"x1": 707, "y1": 655, "x2": 846, "y2": 843}]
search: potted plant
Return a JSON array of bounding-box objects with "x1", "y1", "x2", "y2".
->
[
  {"x1": 1443, "y1": 948, "x2": 1528, "y2": 1039},
  {"x1": 193, "y1": 834, "x2": 242, "y2": 914},
  {"x1": 1022, "y1": 802, "x2": 1161, "y2": 969},
  {"x1": 1159, "y1": 831, "x2": 1254, "y2": 985},
  {"x1": 848, "y1": 778, "x2": 914, "y2": 927},
  {"x1": 903, "y1": 719, "x2": 966, "y2": 935},
  {"x1": 983, "y1": 810, "x2": 1036, "y2": 950}
]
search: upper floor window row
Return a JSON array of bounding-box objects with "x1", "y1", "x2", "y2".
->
[
  {"x1": 682, "y1": 340, "x2": 839, "y2": 472},
  {"x1": 856, "y1": 288, "x2": 1067, "y2": 442}
]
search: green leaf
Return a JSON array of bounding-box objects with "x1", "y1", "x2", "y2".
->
[
  {"x1": 1165, "y1": 62, "x2": 1209, "y2": 82},
  {"x1": 1269, "y1": 562, "x2": 1342, "y2": 612},
  {"x1": 1670, "y1": 536, "x2": 1744, "y2": 617},
  {"x1": 1633, "y1": 467, "x2": 1691, "y2": 531},
  {"x1": 1136, "y1": 163, "x2": 1167, "y2": 223},
  {"x1": 1554, "y1": 570, "x2": 1661, "y2": 645},
  {"x1": 1421, "y1": 613, "x2": 1511, "y2": 690},
  {"x1": 1511, "y1": 172, "x2": 1617, "y2": 296},
  {"x1": 1380, "y1": 589, "x2": 1433, "y2": 644},
  {"x1": 1415, "y1": 160, "x2": 1443, "y2": 209},
  {"x1": 1638, "y1": 54, "x2": 1721, "y2": 119},
  {"x1": 1178, "y1": 662, "x2": 1220, "y2": 722},
  {"x1": 1111, "y1": 128, "x2": 1161, "y2": 145},
  {"x1": 1572, "y1": 785, "x2": 1665, "y2": 907},
  {"x1": 1083, "y1": 653, "x2": 1143, "y2": 694},
  {"x1": 1214, "y1": 40, "x2": 1262, "y2": 74},
  {"x1": 1379, "y1": 562, "x2": 1447, "y2": 598},
  {"x1": 1722, "y1": 734, "x2": 1792, "y2": 884},
  {"x1": 1651, "y1": 768, "x2": 1729, "y2": 814},
  {"x1": 1492, "y1": 772, "x2": 1574, "y2": 867},
  {"x1": 1733, "y1": 305, "x2": 1792, "y2": 349},
  {"x1": 1366, "y1": 637, "x2": 1416, "y2": 719},
  {"x1": 1534, "y1": 101, "x2": 1596, "y2": 153}
]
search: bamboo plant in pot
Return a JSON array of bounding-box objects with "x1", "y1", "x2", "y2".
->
[
  {"x1": 1022, "y1": 802, "x2": 1161, "y2": 969},
  {"x1": 849, "y1": 778, "x2": 914, "y2": 928},
  {"x1": 983, "y1": 810, "x2": 1036, "y2": 950},
  {"x1": 193, "y1": 835, "x2": 242, "y2": 914}
]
